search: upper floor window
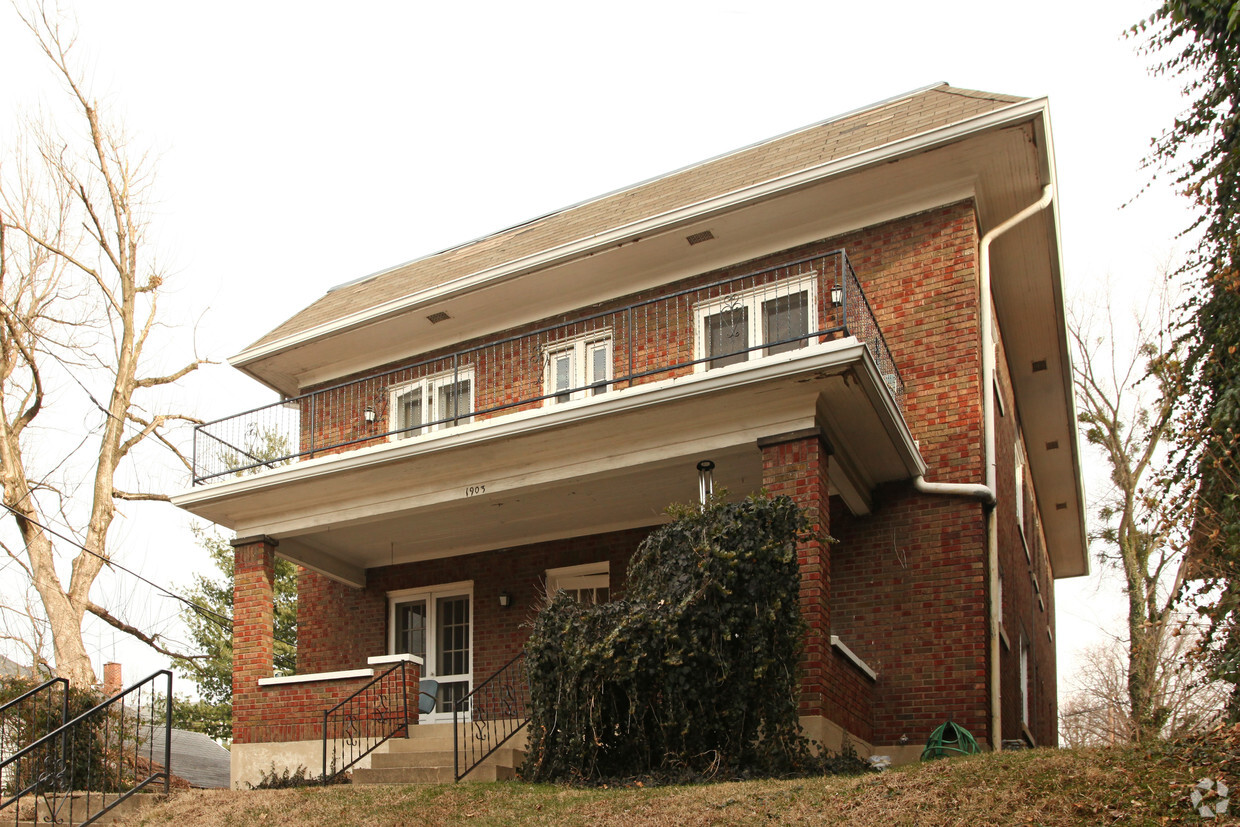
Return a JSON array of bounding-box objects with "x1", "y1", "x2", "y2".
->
[
  {"x1": 544, "y1": 333, "x2": 612, "y2": 404},
  {"x1": 390, "y1": 367, "x2": 475, "y2": 440},
  {"x1": 693, "y1": 275, "x2": 818, "y2": 370}
]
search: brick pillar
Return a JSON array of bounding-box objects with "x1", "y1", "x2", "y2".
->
[
  {"x1": 231, "y1": 535, "x2": 277, "y2": 745},
  {"x1": 102, "y1": 662, "x2": 122, "y2": 697},
  {"x1": 759, "y1": 428, "x2": 831, "y2": 718}
]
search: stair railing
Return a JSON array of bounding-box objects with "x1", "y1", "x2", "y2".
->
[
  {"x1": 453, "y1": 651, "x2": 529, "y2": 782},
  {"x1": 0, "y1": 670, "x2": 172, "y2": 827},
  {"x1": 0, "y1": 676, "x2": 68, "y2": 764},
  {"x1": 321, "y1": 660, "x2": 410, "y2": 784}
]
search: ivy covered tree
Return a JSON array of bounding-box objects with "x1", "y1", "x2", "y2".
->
[
  {"x1": 1138, "y1": 1, "x2": 1240, "y2": 718},
  {"x1": 173, "y1": 528, "x2": 297, "y2": 742},
  {"x1": 524, "y1": 495, "x2": 847, "y2": 783}
]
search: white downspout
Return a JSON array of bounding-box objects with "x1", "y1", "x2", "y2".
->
[{"x1": 911, "y1": 183, "x2": 1054, "y2": 752}]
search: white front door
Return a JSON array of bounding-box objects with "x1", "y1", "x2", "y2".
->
[{"x1": 389, "y1": 582, "x2": 472, "y2": 722}]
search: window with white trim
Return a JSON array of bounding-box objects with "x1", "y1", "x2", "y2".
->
[
  {"x1": 546, "y1": 561, "x2": 610, "y2": 605},
  {"x1": 693, "y1": 275, "x2": 818, "y2": 370},
  {"x1": 543, "y1": 333, "x2": 612, "y2": 404},
  {"x1": 389, "y1": 366, "x2": 475, "y2": 440},
  {"x1": 1015, "y1": 438, "x2": 1027, "y2": 536},
  {"x1": 1020, "y1": 634, "x2": 1031, "y2": 727}
]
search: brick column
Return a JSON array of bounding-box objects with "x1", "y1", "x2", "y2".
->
[
  {"x1": 231, "y1": 535, "x2": 278, "y2": 745},
  {"x1": 759, "y1": 428, "x2": 831, "y2": 718}
]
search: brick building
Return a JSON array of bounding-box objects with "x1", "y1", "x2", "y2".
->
[{"x1": 174, "y1": 83, "x2": 1087, "y2": 786}]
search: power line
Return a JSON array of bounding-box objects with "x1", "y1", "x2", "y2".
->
[{"x1": 0, "y1": 499, "x2": 232, "y2": 630}]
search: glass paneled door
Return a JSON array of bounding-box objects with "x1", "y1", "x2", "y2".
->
[{"x1": 389, "y1": 583, "x2": 472, "y2": 722}]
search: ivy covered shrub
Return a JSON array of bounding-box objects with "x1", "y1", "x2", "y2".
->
[{"x1": 523, "y1": 494, "x2": 822, "y2": 783}]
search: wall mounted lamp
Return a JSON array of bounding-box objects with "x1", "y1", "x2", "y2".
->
[
  {"x1": 830, "y1": 286, "x2": 844, "y2": 307},
  {"x1": 498, "y1": 592, "x2": 512, "y2": 608},
  {"x1": 363, "y1": 406, "x2": 376, "y2": 423}
]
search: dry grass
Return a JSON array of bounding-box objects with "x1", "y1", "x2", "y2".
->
[{"x1": 137, "y1": 728, "x2": 1240, "y2": 826}]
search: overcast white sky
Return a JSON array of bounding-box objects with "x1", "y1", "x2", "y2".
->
[{"x1": 0, "y1": 1, "x2": 1194, "y2": 711}]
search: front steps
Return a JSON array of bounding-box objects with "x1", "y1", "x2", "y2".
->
[{"x1": 349, "y1": 722, "x2": 525, "y2": 785}]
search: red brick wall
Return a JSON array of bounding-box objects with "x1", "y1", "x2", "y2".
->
[
  {"x1": 994, "y1": 331, "x2": 1060, "y2": 747},
  {"x1": 240, "y1": 662, "x2": 421, "y2": 745},
  {"x1": 232, "y1": 536, "x2": 275, "y2": 745},
  {"x1": 297, "y1": 527, "x2": 651, "y2": 685},
  {"x1": 825, "y1": 201, "x2": 994, "y2": 747}
]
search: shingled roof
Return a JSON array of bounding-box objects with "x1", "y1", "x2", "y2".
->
[{"x1": 246, "y1": 84, "x2": 1025, "y2": 353}]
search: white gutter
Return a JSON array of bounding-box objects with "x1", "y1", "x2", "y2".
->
[{"x1": 911, "y1": 183, "x2": 1054, "y2": 754}]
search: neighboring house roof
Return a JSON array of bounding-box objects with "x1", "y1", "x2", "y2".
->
[
  {"x1": 0, "y1": 654, "x2": 26, "y2": 678},
  {"x1": 168, "y1": 728, "x2": 231, "y2": 789},
  {"x1": 244, "y1": 83, "x2": 1024, "y2": 355}
]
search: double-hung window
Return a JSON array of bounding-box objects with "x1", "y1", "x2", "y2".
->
[
  {"x1": 544, "y1": 333, "x2": 612, "y2": 404},
  {"x1": 693, "y1": 275, "x2": 818, "y2": 370},
  {"x1": 389, "y1": 367, "x2": 475, "y2": 440}
]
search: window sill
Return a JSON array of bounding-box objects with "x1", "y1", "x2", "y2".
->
[
  {"x1": 258, "y1": 668, "x2": 374, "y2": 687},
  {"x1": 830, "y1": 635, "x2": 877, "y2": 681}
]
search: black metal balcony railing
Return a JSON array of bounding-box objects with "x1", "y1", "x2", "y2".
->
[{"x1": 192, "y1": 250, "x2": 905, "y2": 484}]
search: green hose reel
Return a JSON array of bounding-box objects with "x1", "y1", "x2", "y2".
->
[{"x1": 920, "y1": 720, "x2": 981, "y2": 760}]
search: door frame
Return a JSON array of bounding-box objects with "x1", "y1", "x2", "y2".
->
[{"x1": 387, "y1": 580, "x2": 474, "y2": 723}]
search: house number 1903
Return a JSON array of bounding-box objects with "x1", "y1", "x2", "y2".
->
[{"x1": 465, "y1": 484, "x2": 486, "y2": 497}]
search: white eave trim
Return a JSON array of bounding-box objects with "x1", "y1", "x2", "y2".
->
[{"x1": 231, "y1": 98, "x2": 1051, "y2": 370}]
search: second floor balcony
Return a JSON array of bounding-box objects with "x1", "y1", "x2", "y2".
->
[{"x1": 192, "y1": 249, "x2": 907, "y2": 485}]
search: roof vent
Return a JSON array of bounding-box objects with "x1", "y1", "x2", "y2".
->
[
  {"x1": 1055, "y1": 502, "x2": 1068, "y2": 511},
  {"x1": 426, "y1": 311, "x2": 451, "y2": 324},
  {"x1": 1031, "y1": 359, "x2": 1048, "y2": 373},
  {"x1": 686, "y1": 230, "x2": 715, "y2": 246},
  {"x1": 1045, "y1": 440, "x2": 1059, "y2": 451}
]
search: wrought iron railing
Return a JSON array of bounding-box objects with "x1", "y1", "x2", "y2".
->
[
  {"x1": 321, "y1": 661, "x2": 410, "y2": 783},
  {"x1": 453, "y1": 651, "x2": 529, "y2": 782},
  {"x1": 193, "y1": 250, "x2": 906, "y2": 483},
  {"x1": 0, "y1": 677, "x2": 68, "y2": 764},
  {"x1": 0, "y1": 670, "x2": 171, "y2": 826}
]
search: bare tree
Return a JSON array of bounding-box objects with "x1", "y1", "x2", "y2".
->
[
  {"x1": 1059, "y1": 630, "x2": 1224, "y2": 748},
  {"x1": 1069, "y1": 279, "x2": 1196, "y2": 741},
  {"x1": 0, "y1": 4, "x2": 206, "y2": 687}
]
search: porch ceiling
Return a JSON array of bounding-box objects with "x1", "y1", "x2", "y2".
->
[{"x1": 175, "y1": 342, "x2": 921, "y2": 585}]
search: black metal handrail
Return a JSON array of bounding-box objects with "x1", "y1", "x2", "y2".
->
[
  {"x1": 321, "y1": 661, "x2": 410, "y2": 784},
  {"x1": 0, "y1": 670, "x2": 172, "y2": 826},
  {"x1": 0, "y1": 676, "x2": 68, "y2": 763},
  {"x1": 453, "y1": 651, "x2": 529, "y2": 782},
  {"x1": 193, "y1": 249, "x2": 907, "y2": 483}
]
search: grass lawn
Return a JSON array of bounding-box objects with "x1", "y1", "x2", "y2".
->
[{"x1": 137, "y1": 726, "x2": 1239, "y2": 826}]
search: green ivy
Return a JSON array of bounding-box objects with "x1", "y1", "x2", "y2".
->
[{"x1": 522, "y1": 494, "x2": 835, "y2": 783}]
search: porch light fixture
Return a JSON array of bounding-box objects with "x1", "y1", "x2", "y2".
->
[
  {"x1": 363, "y1": 406, "x2": 377, "y2": 423},
  {"x1": 498, "y1": 591, "x2": 512, "y2": 608},
  {"x1": 697, "y1": 459, "x2": 715, "y2": 507},
  {"x1": 830, "y1": 286, "x2": 844, "y2": 307}
]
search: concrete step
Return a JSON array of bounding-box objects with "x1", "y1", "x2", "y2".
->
[
  {"x1": 371, "y1": 747, "x2": 524, "y2": 769},
  {"x1": 351, "y1": 762, "x2": 517, "y2": 785}
]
